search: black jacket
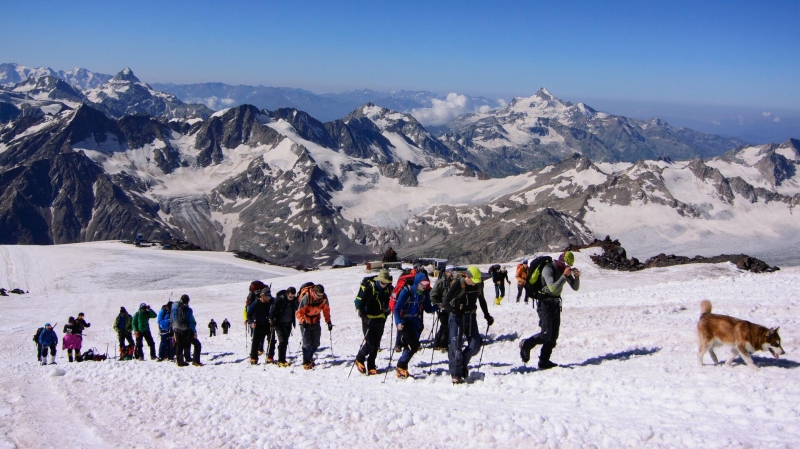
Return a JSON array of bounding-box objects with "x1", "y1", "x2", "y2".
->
[
  {"x1": 73, "y1": 318, "x2": 91, "y2": 335},
  {"x1": 247, "y1": 300, "x2": 272, "y2": 325},
  {"x1": 270, "y1": 290, "x2": 298, "y2": 326},
  {"x1": 355, "y1": 280, "x2": 391, "y2": 318},
  {"x1": 442, "y1": 277, "x2": 490, "y2": 318}
]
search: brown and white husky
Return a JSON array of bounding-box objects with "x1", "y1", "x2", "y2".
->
[{"x1": 697, "y1": 300, "x2": 785, "y2": 369}]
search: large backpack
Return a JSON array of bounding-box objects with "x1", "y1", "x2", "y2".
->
[
  {"x1": 298, "y1": 282, "x2": 318, "y2": 305},
  {"x1": 527, "y1": 256, "x2": 554, "y2": 297},
  {"x1": 488, "y1": 264, "x2": 501, "y2": 274},
  {"x1": 33, "y1": 327, "x2": 43, "y2": 343},
  {"x1": 354, "y1": 275, "x2": 377, "y2": 309},
  {"x1": 389, "y1": 270, "x2": 417, "y2": 313},
  {"x1": 246, "y1": 280, "x2": 267, "y2": 307},
  {"x1": 172, "y1": 303, "x2": 189, "y2": 331}
]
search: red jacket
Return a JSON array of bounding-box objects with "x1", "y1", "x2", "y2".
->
[{"x1": 296, "y1": 291, "x2": 331, "y2": 325}]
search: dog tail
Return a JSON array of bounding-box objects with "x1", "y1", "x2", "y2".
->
[{"x1": 700, "y1": 300, "x2": 712, "y2": 315}]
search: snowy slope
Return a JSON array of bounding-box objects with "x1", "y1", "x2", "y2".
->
[{"x1": 1, "y1": 242, "x2": 798, "y2": 448}]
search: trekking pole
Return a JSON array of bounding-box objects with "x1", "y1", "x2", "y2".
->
[
  {"x1": 328, "y1": 327, "x2": 334, "y2": 356},
  {"x1": 427, "y1": 316, "x2": 440, "y2": 375},
  {"x1": 348, "y1": 330, "x2": 369, "y2": 379},
  {"x1": 382, "y1": 323, "x2": 395, "y2": 383},
  {"x1": 420, "y1": 314, "x2": 438, "y2": 358},
  {"x1": 476, "y1": 323, "x2": 491, "y2": 372}
]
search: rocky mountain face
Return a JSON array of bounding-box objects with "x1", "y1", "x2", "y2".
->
[
  {"x1": 1, "y1": 73, "x2": 795, "y2": 265},
  {"x1": 438, "y1": 88, "x2": 748, "y2": 177}
]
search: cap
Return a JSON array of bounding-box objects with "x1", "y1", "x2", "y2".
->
[
  {"x1": 140, "y1": 302, "x2": 147, "y2": 309},
  {"x1": 562, "y1": 251, "x2": 575, "y2": 266},
  {"x1": 467, "y1": 266, "x2": 482, "y2": 283}
]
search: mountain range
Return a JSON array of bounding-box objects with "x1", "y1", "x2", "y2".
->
[{"x1": 1, "y1": 63, "x2": 797, "y2": 266}]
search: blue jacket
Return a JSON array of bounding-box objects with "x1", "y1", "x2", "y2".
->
[
  {"x1": 157, "y1": 306, "x2": 171, "y2": 332},
  {"x1": 38, "y1": 328, "x2": 58, "y2": 346},
  {"x1": 394, "y1": 272, "x2": 437, "y2": 326},
  {"x1": 171, "y1": 302, "x2": 197, "y2": 333}
]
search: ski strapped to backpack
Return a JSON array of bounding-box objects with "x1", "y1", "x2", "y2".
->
[{"x1": 527, "y1": 255, "x2": 553, "y2": 298}]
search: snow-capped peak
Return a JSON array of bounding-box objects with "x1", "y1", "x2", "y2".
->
[{"x1": 111, "y1": 68, "x2": 140, "y2": 83}]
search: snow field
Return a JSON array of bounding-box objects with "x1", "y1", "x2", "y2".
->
[{"x1": 0, "y1": 243, "x2": 799, "y2": 448}]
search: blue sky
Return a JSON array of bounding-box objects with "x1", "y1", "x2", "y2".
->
[{"x1": 1, "y1": 1, "x2": 799, "y2": 124}]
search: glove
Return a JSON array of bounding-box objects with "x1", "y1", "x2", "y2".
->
[
  {"x1": 327, "y1": 323, "x2": 334, "y2": 332},
  {"x1": 397, "y1": 323, "x2": 404, "y2": 331},
  {"x1": 485, "y1": 315, "x2": 494, "y2": 326}
]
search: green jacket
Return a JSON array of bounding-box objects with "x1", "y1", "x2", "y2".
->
[
  {"x1": 113, "y1": 313, "x2": 133, "y2": 333},
  {"x1": 132, "y1": 309, "x2": 157, "y2": 332}
]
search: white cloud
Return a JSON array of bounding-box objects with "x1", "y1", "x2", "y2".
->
[
  {"x1": 191, "y1": 96, "x2": 236, "y2": 110},
  {"x1": 497, "y1": 98, "x2": 508, "y2": 108},
  {"x1": 410, "y1": 93, "x2": 470, "y2": 125},
  {"x1": 762, "y1": 111, "x2": 772, "y2": 117},
  {"x1": 774, "y1": 116, "x2": 781, "y2": 123}
]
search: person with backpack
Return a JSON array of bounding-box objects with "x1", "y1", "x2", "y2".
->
[
  {"x1": 394, "y1": 272, "x2": 437, "y2": 378},
  {"x1": 156, "y1": 301, "x2": 175, "y2": 362},
  {"x1": 62, "y1": 317, "x2": 82, "y2": 362},
  {"x1": 221, "y1": 318, "x2": 231, "y2": 335},
  {"x1": 430, "y1": 267, "x2": 456, "y2": 350},
  {"x1": 245, "y1": 280, "x2": 266, "y2": 343},
  {"x1": 113, "y1": 307, "x2": 135, "y2": 359},
  {"x1": 72, "y1": 312, "x2": 91, "y2": 361},
  {"x1": 515, "y1": 260, "x2": 530, "y2": 303},
  {"x1": 133, "y1": 303, "x2": 158, "y2": 361},
  {"x1": 295, "y1": 284, "x2": 333, "y2": 370},
  {"x1": 353, "y1": 269, "x2": 392, "y2": 375},
  {"x1": 519, "y1": 251, "x2": 581, "y2": 369},
  {"x1": 490, "y1": 265, "x2": 511, "y2": 305},
  {"x1": 269, "y1": 287, "x2": 297, "y2": 367},
  {"x1": 208, "y1": 319, "x2": 218, "y2": 337},
  {"x1": 38, "y1": 323, "x2": 58, "y2": 365},
  {"x1": 441, "y1": 266, "x2": 494, "y2": 384},
  {"x1": 33, "y1": 326, "x2": 44, "y2": 362},
  {"x1": 172, "y1": 295, "x2": 202, "y2": 367},
  {"x1": 247, "y1": 287, "x2": 273, "y2": 365},
  {"x1": 390, "y1": 267, "x2": 420, "y2": 352}
]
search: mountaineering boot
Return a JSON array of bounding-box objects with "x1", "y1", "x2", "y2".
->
[
  {"x1": 396, "y1": 367, "x2": 410, "y2": 379},
  {"x1": 191, "y1": 361, "x2": 203, "y2": 367},
  {"x1": 177, "y1": 361, "x2": 189, "y2": 367},
  {"x1": 451, "y1": 376, "x2": 464, "y2": 385},
  {"x1": 278, "y1": 361, "x2": 290, "y2": 368},
  {"x1": 68, "y1": 354, "x2": 73, "y2": 363},
  {"x1": 538, "y1": 360, "x2": 558, "y2": 370},
  {"x1": 303, "y1": 363, "x2": 313, "y2": 370},
  {"x1": 519, "y1": 340, "x2": 531, "y2": 364},
  {"x1": 250, "y1": 358, "x2": 258, "y2": 365},
  {"x1": 41, "y1": 358, "x2": 47, "y2": 366},
  {"x1": 368, "y1": 368, "x2": 378, "y2": 376},
  {"x1": 494, "y1": 297, "x2": 501, "y2": 305},
  {"x1": 49, "y1": 355, "x2": 56, "y2": 365},
  {"x1": 355, "y1": 359, "x2": 366, "y2": 374},
  {"x1": 267, "y1": 356, "x2": 274, "y2": 364}
]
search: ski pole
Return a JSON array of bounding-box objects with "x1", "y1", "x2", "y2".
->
[
  {"x1": 348, "y1": 329, "x2": 369, "y2": 379},
  {"x1": 420, "y1": 314, "x2": 438, "y2": 358},
  {"x1": 476, "y1": 322, "x2": 490, "y2": 372},
  {"x1": 328, "y1": 326, "x2": 334, "y2": 356},
  {"x1": 428, "y1": 315, "x2": 440, "y2": 375},
  {"x1": 382, "y1": 323, "x2": 395, "y2": 383}
]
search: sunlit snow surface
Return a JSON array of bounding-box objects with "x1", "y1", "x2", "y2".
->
[{"x1": 0, "y1": 242, "x2": 798, "y2": 448}]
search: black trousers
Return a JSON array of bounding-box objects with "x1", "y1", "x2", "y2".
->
[
  {"x1": 222, "y1": 326, "x2": 229, "y2": 334},
  {"x1": 356, "y1": 317, "x2": 386, "y2": 370},
  {"x1": 520, "y1": 297, "x2": 561, "y2": 363},
  {"x1": 135, "y1": 330, "x2": 156, "y2": 360},
  {"x1": 433, "y1": 310, "x2": 450, "y2": 349},
  {"x1": 175, "y1": 330, "x2": 201, "y2": 364},
  {"x1": 118, "y1": 331, "x2": 134, "y2": 349},
  {"x1": 274, "y1": 322, "x2": 292, "y2": 363},
  {"x1": 209, "y1": 329, "x2": 216, "y2": 337},
  {"x1": 250, "y1": 323, "x2": 271, "y2": 361}
]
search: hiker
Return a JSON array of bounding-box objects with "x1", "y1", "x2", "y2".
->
[
  {"x1": 269, "y1": 287, "x2": 298, "y2": 367},
  {"x1": 295, "y1": 284, "x2": 333, "y2": 370},
  {"x1": 221, "y1": 318, "x2": 231, "y2": 335},
  {"x1": 491, "y1": 265, "x2": 511, "y2": 305},
  {"x1": 383, "y1": 247, "x2": 398, "y2": 263},
  {"x1": 245, "y1": 281, "x2": 266, "y2": 342},
  {"x1": 394, "y1": 272, "x2": 437, "y2": 378},
  {"x1": 62, "y1": 317, "x2": 82, "y2": 362},
  {"x1": 515, "y1": 260, "x2": 530, "y2": 303},
  {"x1": 519, "y1": 251, "x2": 581, "y2": 369},
  {"x1": 133, "y1": 303, "x2": 157, "y2": 361},
  {"x1": 247, "y1": 287, "x2": 273, "y2": 365},
  {"x1": 172, "y1": 295, "x2": 202, "y2": 367},
  {"x1": 430, "y1": 267, "x2": 456, "y2": 350},
  {"x1": 208, "y1": 319, "x2": 218, "y2": 337},
  {"x1": 38, "y1": 323, "x2": 58, "y2": 365},
  {"x1": 113, "y1": 307, "x2": 135, "y2": 357},
  {"x1": 442, "y1": 266, "x2": 494, "y2": 384},
  {"x1": 156, "y1": 301, "x2": 175, "y2": 362},
  {"x1": 72, "y1": 312, "x2": 91, "y2": 361},
  {"x1": 353, "y1": 269, "x2": 393, "y2": 375}
]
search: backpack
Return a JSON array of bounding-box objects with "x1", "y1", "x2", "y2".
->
[
  {"x1": 246, "y1": 280, "x2": 267, "y2": 306},
  {"x1": 299, "y1": 282, "x2": 318, "y2": 305},
  {"x1": 354, "y1": 275, "x2": 377, "y2": 309},
  {"x1": 488, "y1": 264, "x2": 501, "y2": 274},
  {"x1": 33, "y1": 327, "x2": 43, "y2": 343},
  {"x1": 527, "y1": 256, "x2": 554, "y2": 297},
  {"x1": 173, "y1": 303, "x2": 189, "y2": 331},
  {"x1": 389, "y1": 270, "x2": 417, "y2": 313}
]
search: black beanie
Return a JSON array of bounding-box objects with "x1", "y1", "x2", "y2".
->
[
  {"x1": 120, "y1": 307, "x2": 127, "y2": 314},
  {"x1": 180, "y1": 294, "x2": 190, "y2": 303}
]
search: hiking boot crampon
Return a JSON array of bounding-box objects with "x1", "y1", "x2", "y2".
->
[
  {"x1": 368, "y1": 368, "x2": 378, "y2": 376},
  {"x1": 519, "y1": 340, "x2": 531, "y2": 364},
  {"x1": 303, "y1": 363, "x2": 313, "y2": 370},
  {"x1": 266, "y1": 356, "x2": 274, "y2": 364},
  {"x1": 192, "y1": 361, "x2": 204, "y2": 367},
  {"x1": 355, "y1": 359, "x2": 366, "y2": 374},
  {"x1": 451, "y1": 376, "x2": 465, "y2": 385},
  {"x1": 250, "y1": 358, "x2": 258, "y2": 365},
  {"x1": 396, "y1": 367, "x2": 410, "y2": 379},
  {"x1": 277, "y1": 361, "x2": 290, "y2": 368}
]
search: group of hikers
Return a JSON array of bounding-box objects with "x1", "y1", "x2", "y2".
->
[{"x1": 35, "y1": 251, "x2": 582, "y2": 384}]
